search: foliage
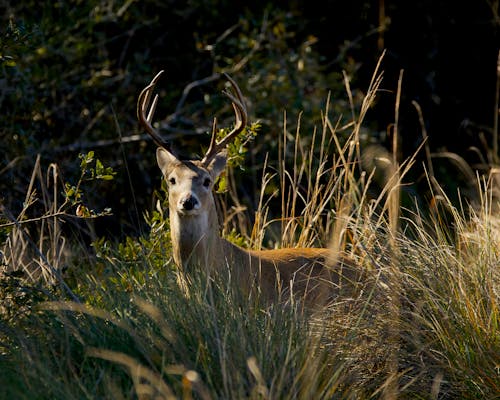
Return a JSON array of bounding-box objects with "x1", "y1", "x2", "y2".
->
[
  {"x1": 0, "y1": 0, "x2": 374, "y2": 236},
  {"x1": 1, "y1": 62, "x2": 499, "y2": 397},
  {"x1": 1, "y1": 157, "x2": 499, "y2": 398},
  {"x1": 2, "y1": 1, "x2": 497, "y2": 236},
  {"x1": 0, "y1": 150, "x2": 115, "y2": 301},
  {"x1": 1, "y1": 2, "x2": 499, "y2": 398}
]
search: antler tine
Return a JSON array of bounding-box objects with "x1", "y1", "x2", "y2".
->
[
  {"x1": 202, "y1": 73, "x2": 248, "y2": 166},
  {"x1": 137, "y1": 70, "x2": 171, "y2": 151}
]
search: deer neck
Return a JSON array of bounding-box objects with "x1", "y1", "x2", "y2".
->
[{"x1": 169, "y1": 199, "x2": 224, "y2": 271}]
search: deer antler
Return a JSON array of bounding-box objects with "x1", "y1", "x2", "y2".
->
[
  {"x1": 138, "y1": 71, "x2": 247, "y2": 160},
  {"x1": 137, "y1": 70, "x2": 171, "y2": 151},
  {"x1": 201, "y1": 73, "x2": 247, "y2": 166}
]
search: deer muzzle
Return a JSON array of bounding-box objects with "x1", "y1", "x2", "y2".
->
[{"x1": 178, "y1": 195, "x2": 200, "y2": 214}]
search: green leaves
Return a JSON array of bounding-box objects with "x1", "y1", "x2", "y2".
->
[
  {"x1": 79, "y1": 150, "x2": 94, "y2": 169},
  {"x1": 214, "y1": 121, "x2": 261, "y2": 194},
  {"x1": 64, "y1": 151, "x2": 116, "y2": 217},
  {"x1": 79, "y1": 151, "x2": 116, "y2": 181},
  {"x1": 64, "y1": 182, "x2": 81, "y2": 204},
  {"x1": 94, "y1": 159, "x2": 115, "y2": 181}
]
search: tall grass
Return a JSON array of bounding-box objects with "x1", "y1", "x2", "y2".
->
[{"x1": 1, "y1": 58, "x2": 499, "y2": 399}]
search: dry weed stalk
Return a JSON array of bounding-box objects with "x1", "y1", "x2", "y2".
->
[{"x1": 2, "y1": 155, "x2": 68, "y2": 286}]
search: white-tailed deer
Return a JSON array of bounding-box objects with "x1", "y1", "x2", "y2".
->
[{"x1": 137, "y1": 71, "x2": 359, "y2": 305}]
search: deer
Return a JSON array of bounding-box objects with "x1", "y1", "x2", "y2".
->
[{"x1": 137, "y1": 71, "x2": 360, "y2": 306}]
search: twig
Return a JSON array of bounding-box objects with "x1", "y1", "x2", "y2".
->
[
  {"x1": 0, "y1": 211, "x2": 96, "y2": 229},
  {"x1": 412, "y1": 100, "x2": 434, "y2": 179},
  {"x1": 172, "y1": 16, "x2": 267, "y2": 120},
  {"x1": 493, "y1": 50, "x2": 499, "y2": 164}
]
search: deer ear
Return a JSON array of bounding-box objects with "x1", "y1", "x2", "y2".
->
[
  {"x1": 156, "y1": 147, "x2": 178, "y2": 176},
  {"x1": 207, "y1": 150, "x2": 227, "y2": 179}
]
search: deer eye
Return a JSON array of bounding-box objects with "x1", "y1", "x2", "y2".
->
[
  {"x1": 169, "y1": 177, "x2": 176, "y2": 185},
  {"x1": 203, "y1": 177, "x2": 211, "y2": 188}
]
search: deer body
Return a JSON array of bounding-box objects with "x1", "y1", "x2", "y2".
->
[{"x1": 138, "y1": 71, "x2": 358, "y2": 305}]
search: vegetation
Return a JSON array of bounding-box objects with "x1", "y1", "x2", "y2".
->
[
  {"x1": 2, "y1": 55, "x2": 500, "y2": 397},
  {"x1": 1, "y1": 1, "x2": 499, "y2": 399}
]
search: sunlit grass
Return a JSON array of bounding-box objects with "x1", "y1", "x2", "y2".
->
[{"x1": 1, "y1": 56, "x2": 499, "y2": 399}]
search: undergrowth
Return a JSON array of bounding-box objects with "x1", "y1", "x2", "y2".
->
[{"x1": 1, "y1": 57, "x2": 499, "y2": 399}]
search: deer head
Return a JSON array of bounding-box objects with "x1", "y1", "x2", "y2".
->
[{"x1": 137, "y1": 71, "x2": 247, "y2": 217}]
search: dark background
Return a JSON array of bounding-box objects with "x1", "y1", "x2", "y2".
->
[{"x1": 1, "y1": 0, "x2": 498, "y2": 237}]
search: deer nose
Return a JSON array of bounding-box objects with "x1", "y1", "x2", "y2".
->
[{"x1": 180, "y1": 196, "x2": 199, "y2": 211}]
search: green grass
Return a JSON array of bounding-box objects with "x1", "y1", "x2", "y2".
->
[
  {"x1": 2, "y1": 191, "x2": 498, "y2": 399},
  {"x1": 1, "y1": 59, "x2": 499, "y2": 399}
]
